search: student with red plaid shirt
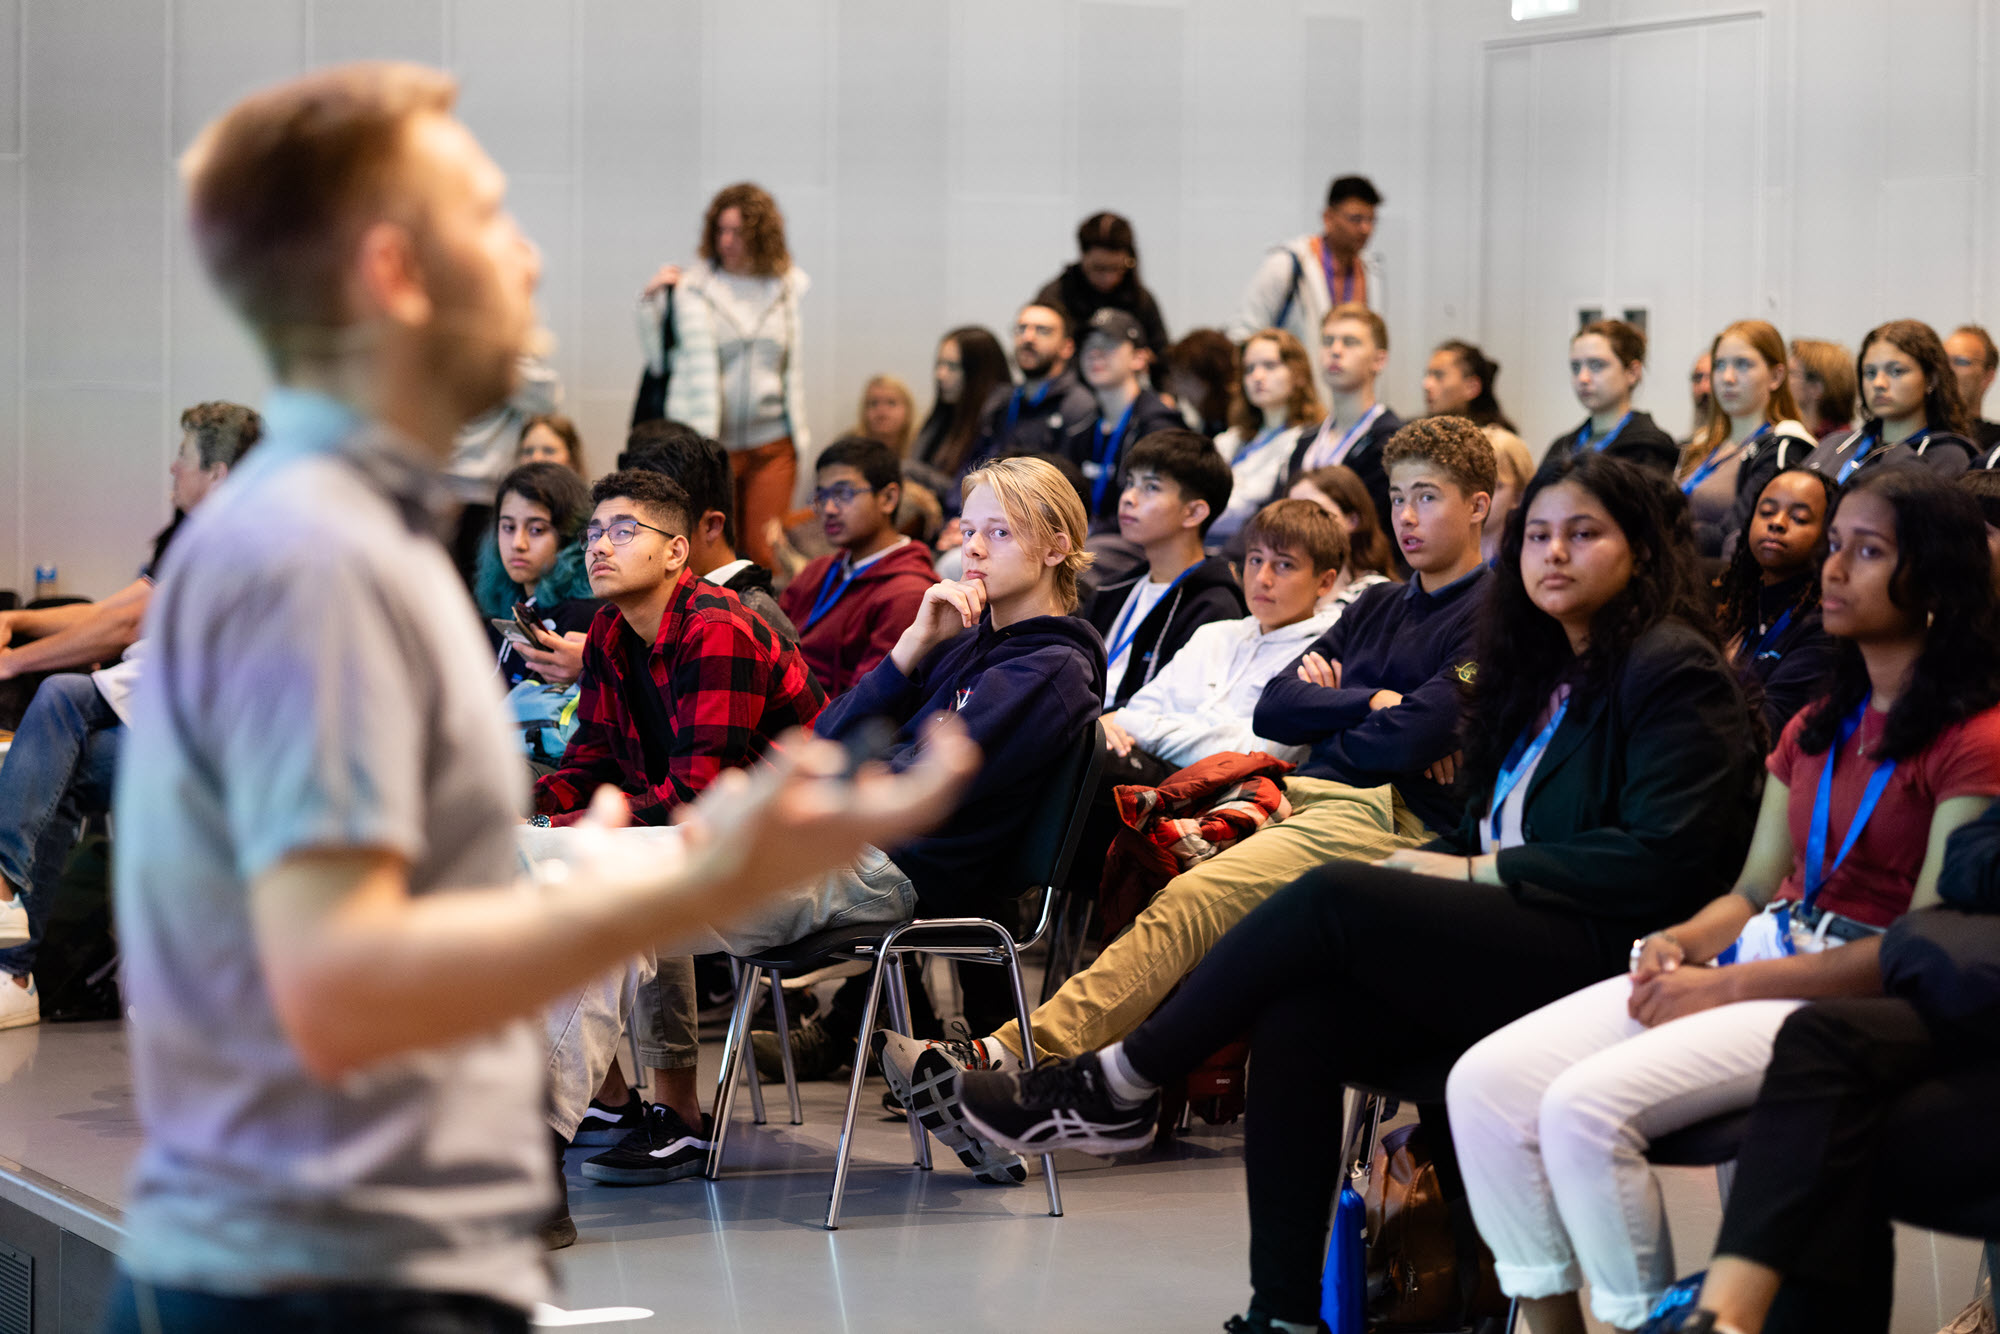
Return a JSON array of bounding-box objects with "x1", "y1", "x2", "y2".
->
[{"x1": 532, "y1": 469, "x2": 825, "y2": 826}]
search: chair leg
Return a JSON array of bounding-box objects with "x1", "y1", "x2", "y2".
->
[
  {"x1": 824, "y1": 951, "x2": 895, "y2": 1230},
  {"x1": 705, "y1": 960, "x2": 761, "y2": 1180},
  {"x1": 765, "y1": 966, "x2": 803, "y2": 1126},
  {"x1": 741, "y1": 969, "x2": 768, "y2": 1126},
  {"x1": 995, "y1": 930, "x2": 1062, "y2": 1219},
  {"x1": 1038, "y1": 890, "x2": 1072, "y2": 1005},
  {"x1": 883, "y1": 953, "x2": 933, "y2": 1170},
  {"x1": 1504, "y1": 1295, "x2": 1519, "y2": 1333}
]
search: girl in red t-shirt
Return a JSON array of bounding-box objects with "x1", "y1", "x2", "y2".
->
[{"x1": 1446, "y1": 465, "x2": 2000, "y2": 1334}]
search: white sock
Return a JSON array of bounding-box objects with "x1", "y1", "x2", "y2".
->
[
  {"x1": 976, "y1": 1036, "x2": 1023, "y2": 1072},
  {"x1": 1266, "y1": 1318, "x2": 1319, "y2": 1334},
  {"x1": 1098, "y1": 1042, "x2": 1158, "y2": 1107}
]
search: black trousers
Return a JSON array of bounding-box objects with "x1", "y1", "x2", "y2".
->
[
  {"x1": 1715, "y1": 998, "x2": 2000, "y2": 1334},
  {"x1": 1122, "y1": 863, "x2": 1633, "y2": 1324}
]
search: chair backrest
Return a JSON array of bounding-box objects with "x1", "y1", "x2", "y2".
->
[{"x1": 994, "y1": 720, "x2": 1105, "y2": 942}]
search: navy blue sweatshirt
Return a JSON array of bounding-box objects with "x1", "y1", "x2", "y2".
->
[
  {"x1": 813, "y1": 611, "x2": 1106, "y2": 915},
  {"x1": 1253, "y1": 565, "x2": 1487, "y2": 832}
]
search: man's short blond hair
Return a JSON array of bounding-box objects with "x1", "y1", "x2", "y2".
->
[
  {"x1": 961, "y1": 457, "x2": 1094, "y2": 613},
  {"x1": 181, "y1": 61, "x2": 457, "y2": 371}
]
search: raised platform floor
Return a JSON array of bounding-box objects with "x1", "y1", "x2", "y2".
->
[{"x1": 0, "y1": 1019, "x2": 1981, "y2": 1333}]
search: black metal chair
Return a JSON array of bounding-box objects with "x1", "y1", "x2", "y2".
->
[{"x1": 703, "y1": 720, "x2": 1107, "y2": 1229}]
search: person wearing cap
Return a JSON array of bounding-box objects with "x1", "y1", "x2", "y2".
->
[
  {"x1": 1064, "y1": 307, "x2": 1186, "y2": 534},
  {"x1": 1035, "y1": 211, "x2": 1172, "y2": 367}
]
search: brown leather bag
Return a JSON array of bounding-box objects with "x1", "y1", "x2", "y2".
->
[{"x1": 1364, "y1": 1122, "x2": 1508, "y2": 1331}]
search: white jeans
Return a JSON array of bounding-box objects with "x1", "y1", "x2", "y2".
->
[{"x1": 1445, "y1": 972, "x2": 1806, "y2": 1329}]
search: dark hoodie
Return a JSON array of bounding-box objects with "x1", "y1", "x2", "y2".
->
[
  {"x1": 712, "y1": 561, "x2": 797, "y2": 645},
  {"x1": 1036, "y1": 264, "x2": 1171, "y2": 365},
  {"x1": 813, "y1": 611, "x2": 1107, "y2": 916},
  {"x1": 1541, "y1": 410, "x2": 1680, "y2": 476},
  {"x1": 1083, "y1": 555, "x2": 1247, "y2": 708},
  {"x1": 1800, "y1": 423, "x2": 1975, "y2": 484},
  {"x1": 1059, "y1": 387, "x2": 1189, "y2": 527},
  {"x1": 778, "y1": 539, "x2": 940, "y2": 697}
]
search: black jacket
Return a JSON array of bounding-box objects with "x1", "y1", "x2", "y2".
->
[
  {"x1": 1280, "y1": 406, "x2": 1405, "y2": 538},
  {"x1": 1036, "y1": 265, "x2": 1171, "y2": 364},
  {"x1": 1938, "y1": 799, "x2": 2000, "y2": 912},
  {"x1": 1800, "y1": 424, "x2": 1975, "y2": 484},
  {"x1": 1432, "y1": 618, "x2": 1762, "y2": 926},
  {"x1": 717, "y1": 562, "x2": 798, "y2": 645},
  {"x1": 1541, "y1": 410, "x2": 1680, "y2": 476},
  {"x1": 1084, "y1": 555, "x2": 1246, "y2": 708},
  {"x1": 963, "y1": 367, "x2": 1100, "y2": 490},
  {"x1": 1732, "y1": 576, "x2": 1834, "y2": 745},
  {"x1": 1060, "y1": 388, "x2": 1188, "y2": 525}
]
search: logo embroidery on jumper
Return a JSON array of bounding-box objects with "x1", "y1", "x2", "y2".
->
[
  {"x1": 954, "y1": 686, "x2": 975, "y2": 711},
  {"x1": 1453, "y1": 661, "x2": 1478, "y2": 685}
]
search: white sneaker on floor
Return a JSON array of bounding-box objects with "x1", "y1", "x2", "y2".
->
[
  {"x1": 0, "y1": 898, "x2": 26, "y2": 946},
  {"x1": 0, "y1": 975, "x2": 38, "y2": 1030}
]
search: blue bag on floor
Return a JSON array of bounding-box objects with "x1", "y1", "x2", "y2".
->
[{"x1": 1321, "y1": 1177, "x2": 1368, "y2": 1334}]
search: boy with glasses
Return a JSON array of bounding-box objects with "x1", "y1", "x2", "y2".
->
[{"x1": 778, "y1": 436, "x2": 938, "y2": 696}]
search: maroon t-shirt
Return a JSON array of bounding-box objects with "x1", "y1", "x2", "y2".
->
[{"x1": 1768, "y1": 701, "x2": 2000, "y2": 925}]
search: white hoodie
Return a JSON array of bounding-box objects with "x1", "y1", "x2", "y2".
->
[{"x1": 1115, "y1": 605, "x2": 1341, "y2": 769}]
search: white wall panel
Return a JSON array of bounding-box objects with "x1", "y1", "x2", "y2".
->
[
  {"x1": 0, "y1": 159, "x2": 19, "y2": 590},
  {"x1": 1694, "y1": 20, "x2": 1761, "y2": 342},
  {"x1": 702, "y1": 0, "x2": 830, "y2": 193},
  {"x1": 171, "y1": 0, "x2": 306, "y2": 151},
  {"x1": 309, "y1": 0, "x2": 444, "y2": 66},
  {"x1": 23, "y1": 387, "x2": 166, "y2": 600},
  {"x1": 453, "y1": 0, "x2": 575, "y2": 180},
  {"x1": 951, "y1": 0, "x2": 1071, "y2": 201},
  {"x1": 0, "y1": 0, "x2": 20, "y2": 156},
  {"x1": 1078, "y1": 2, "x2": 1183, "y2": 328}
]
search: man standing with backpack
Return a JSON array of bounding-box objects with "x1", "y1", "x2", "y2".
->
[{"x1": 1229, "y1": 175, "x2": 1386, "y2": 403}]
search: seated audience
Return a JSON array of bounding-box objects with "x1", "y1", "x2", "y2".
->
[
  {"x1": 1066, "y1": 308, "x2": 1184, "y2": 532},
  {"x1": 1287, "y1": 464, "x2": 1399, "y2": 605},
  {"x1": 1287, "y1": 303, "x2": 1404, "y2": 537},
  {"x1": 518, "y1": 412, "x2": 586, "y2": 475},
  {"x1": 878, "y1": 419, "x2": 1500, "y2": 1174},
  {"x1": 1103, "y1": 499, "x2": 1346, "y2": 772},
  {"x1": 1036, "y1": 211, "x2": 1171, "y2": 365},
  {"x1": 1803, "y1": 319, "x2": 1976, "y2": 483},
  {"x1": 751, "y1": 458, "x2": 1106, "y2": 1177},
  {"x1": 906, "y1": 325, "x2": 1010, "y2": 499},
  {"x1": 1679, "y1": 320, "x2": 1816, "y2": 558},
  {"x1": 1230, "y1": 175, "x2": 1384, "y2": 402},
  {"x1": 474, "y1": 462, "x2": 597, "y2": 689},
  {"x1": 1713, "y1": 468, "x2": 1838, "y2": 742},
  {"x1": 1945, "y1": 323, "x2": 2000, "y2": 460},
  {"x1": 1210, "y1": 329, "x2": 1325, "y2": 549},
  {"x1": 0, "y1": 402, "x2": 260, "y2": 702},
  {"x1": 532, "y1": 469, "x2": 825, "y2": 826},
  {"x1": 444, "y1": 353, "x2": 562, "y2": 580},
  {"x1": 1425, "y1": 339, "x2": 1530, "y2": 466},
  {"x1": 1545, "y1": 319, "x2": 1681, "y2": 475},
  {"x1": 1163, "y1": 327, "x2": 1238, "y2": 439},
  {"x1": 853, "y1": 373, "x2": 915, "y2": 456},
  {"x1": 1445, "y1": 464, "x2": 2000, "y2": 1334},
  {"x1": 955, "y1": 451, "x2": 1763, "y2": 1334},
  {"x1": 1788, "y1": 338, "x2": 1856, "y2": 444},
  {"x1": 955, "y1": 302, "x2": 1097, "y2": 496},
  {"x1": 620, "y1": 419, "x2": 797, "y2": 642},
  {"x1": 0, "y1": 401, "x2": 262, "y2": 1028},
  {"x1": 777, "y1": 436, "x2": 938, "y2": 695},
  {"x1": 1083, "y1": 429, "x2": 1244, "y2": 710},
  {"x1": 1484, "y1": 431, "x2": 1536, "y2": 566}
]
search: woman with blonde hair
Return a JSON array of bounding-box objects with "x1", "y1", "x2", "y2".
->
[
  {"x1": 1787, "y1": 338, "x2": 1856, "y2": 443},
  {"x1": 853, "y1": 373, "x2": 916, "y2": 455},
  {"x1": 1678, "y1": 320, "x2": 1817, "y2": 558},
  {"x1": 1209, "y1": 328, "x2": 1326, "y2": 549},
  {"x1": 636, "y1": 181, "x2": 809, "y2": 567}
]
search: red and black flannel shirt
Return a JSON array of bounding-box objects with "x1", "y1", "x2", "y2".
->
[{"x1": 533, "y1": 568, "x2": 826, "y2": 825}]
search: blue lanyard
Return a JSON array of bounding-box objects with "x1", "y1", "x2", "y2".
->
[
  {"x1": 1091, "y1": 401, "x2": 1137, "y2": 513},
  {"x1": 1803, "y1": 698, "x2": 1897, "y2": 909},
  {"x1": 1489, "y1": 698, "x2": 1569, "y2": 841},
  {"x1": 1318, "y1": 241, "x2": 1356, "y2": 305},
  {"x1": 1837, "y1": 427, "x2": 1928, "y2": 484},
  {"x1": 1680, "y1": 423, "x2": 1770, "y2": 494},
  {"x1": 1004, "y1": 379, "x2": 1054, "y2": 437},
  {"x1": 1310, "y1": 403, "x2": 1387, "y2": 470},
  {"x1": 803, "y1": 557, "x2": 862, "y2": 631},
  {"x1": 1576, "y1": 411, "x2": 1632, "y2": 453},
  {"x1": 1104, "y1": 565, "x2": 1196, "y2": 669},
  {"x1": 1749, "y1": 606, "x2": 1795, "y2": 662},
  {"x1": 1232, "y1": 424, "x2": 1285, "y2": 466}
]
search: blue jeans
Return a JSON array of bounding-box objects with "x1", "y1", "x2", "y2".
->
[
  {"x1": 101, "y1": 1272, "x2": 529, "y2": 1333},
  {"x1": 0, "y1": 672, "x2": 120, "y2": 976}
]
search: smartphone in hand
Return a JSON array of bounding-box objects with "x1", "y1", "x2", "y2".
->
[{"x1": 512, "y1": 603, "x2": 552, "y2": 650}]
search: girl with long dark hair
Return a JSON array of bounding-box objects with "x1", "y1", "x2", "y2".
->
[
  {"x1": 1713, "y1": 468, "x2": 1839, "y2": 740},
  {"x1": 954, "y1": 453, "x2": 1765, "y2": 1334},
  {"x1": 1802, "y1": 319, "x2": 1976, "y2": 482},
  {"x1": 911, "y1": 325, "x2": 1011, "y2": 481},
  {"x1": 1447, "y1": 465, "x2": 2000, "y2": 1334},
  {"x1": 474, "y1": 462, "x2": 598, "y2": 687}
]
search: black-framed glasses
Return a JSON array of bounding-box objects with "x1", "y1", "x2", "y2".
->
[
  {"x1": 584, "y1": 517, "x2": 673, "y2": 547},
  {"x1": 813, "y1": 483, "x2": 879, "y2": 508}
]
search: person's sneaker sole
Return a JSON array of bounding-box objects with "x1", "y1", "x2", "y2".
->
[
  {"x1": 579, "y1": 1152, "x2": 707, "y2": 1186},
  {"x1": 872, "y1": 1031, "x2": 1025, "y2": 1185}
]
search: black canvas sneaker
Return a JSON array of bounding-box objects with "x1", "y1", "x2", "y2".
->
[{"x1": 580, "y1": 1104, "x2": 716, "y2": 1186}]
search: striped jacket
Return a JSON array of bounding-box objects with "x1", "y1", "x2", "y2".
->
[{"x1": 638, "y1": 260, "x2": 812, "y2": 455}]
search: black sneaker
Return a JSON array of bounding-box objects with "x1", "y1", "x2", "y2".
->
[
  {"x1": 580, "y1": 1104, "x2": 716, "y2": 1186},
  {"x1": 540, "y1": 1130, "x2": 577, "y2": 1250},
  {"x1": 572, "y1": 1091, "x2": 646, "y2": 1147},
  {"x1": 873, "y1": 1028, "x2": 1026, "y2": 1185},
  {"x1": 751, "y1": 1015, "x2": 852, "y2": 1081},
  {"x1": 958, "y1": 1051, "x2": 1159, "y2": 1156},
  {"x1": 1222, "y1": 1314, "x2": 1330, "y2": 1333}
]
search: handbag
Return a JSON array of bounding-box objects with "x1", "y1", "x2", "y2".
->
[{"x1": 630, "y1": 284, "x2": 677, "y2": 426}]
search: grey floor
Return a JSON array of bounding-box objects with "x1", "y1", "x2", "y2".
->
[{"x1": 0, "y1": 1017, "x2": 1983, "y2": 1333}]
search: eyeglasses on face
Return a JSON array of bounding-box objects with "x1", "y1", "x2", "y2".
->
[
  {"x1": 813, "y1": 483, "x2": 880, "y2": 507},
  {"x1": 584, "y1": 517, "x2": 672, "y2": 547}
]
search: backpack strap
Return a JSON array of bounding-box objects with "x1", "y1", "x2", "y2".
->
[{"x1": 1272, "y1": 248, "x2": 1306, "y2": 333}]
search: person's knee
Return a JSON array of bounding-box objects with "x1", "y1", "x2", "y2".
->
[
  {"x1": 1537, "y1": 1064, "x2": 1631, "y2": 1177},
  {"x1": 1446, "y1": 1032, "x2": 1541, "y2": 1137}
]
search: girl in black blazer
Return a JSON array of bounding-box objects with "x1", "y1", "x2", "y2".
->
[{"x1": 953, "y1": 453, "x2": 1764, "y2": 1334}]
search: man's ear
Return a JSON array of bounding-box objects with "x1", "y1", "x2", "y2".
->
[
  {"x1": 879, "y1": 481, "x2": 902, "y2": 518},
  {"x1": 1316, "y1": 564, "x2": 1342, "y2": 597},
  {"x1": 353, "y1": 220, "x2": 429, "y2": 327},
  {"x1": 665, "y1": 533, "x2": 692, "y2": 569},
  {"x1": 1180, "y1": 497, "x2": 1211, "y2": 532},
  {"x1": 1469, "y1": 489, "x2": 1493, "y2": 526},
  {"x1": 700, "y1": 509, "x2": 728, "y2": 547}
]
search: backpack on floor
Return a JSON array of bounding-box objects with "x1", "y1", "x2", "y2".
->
[
  {"x1": 31, "y1": 832, "x2": 120, "y2": 1023},
  {"x1": 1361, "y1": 1122, "x2": 1509, "y2": 1332}
]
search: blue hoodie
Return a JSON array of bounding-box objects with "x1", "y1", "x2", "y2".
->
[{"x1": 814, "y1": 611, "x2": 1106, "y2": 915}]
